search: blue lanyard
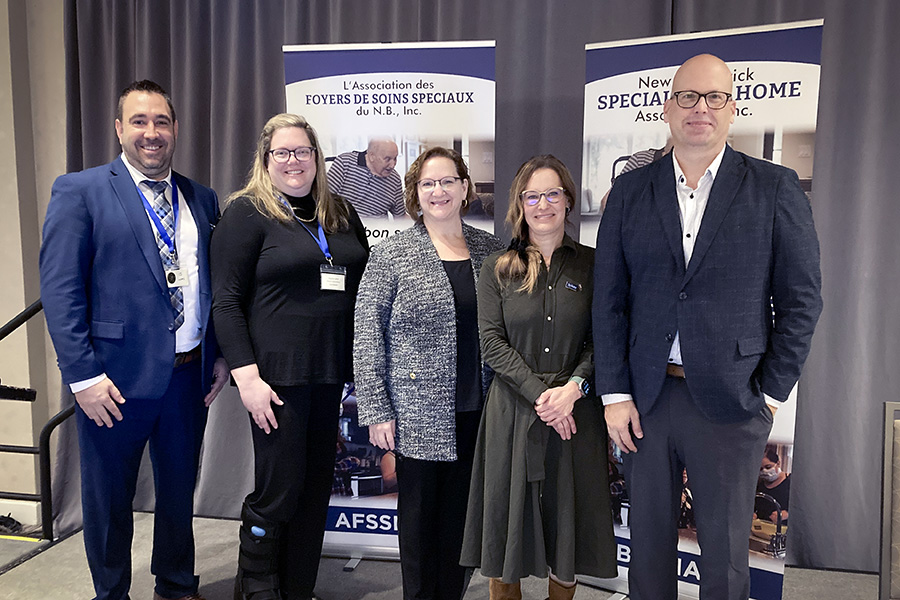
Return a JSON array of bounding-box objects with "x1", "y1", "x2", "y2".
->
[
  {"x1": 280, "y1": 198, "x2": 333, "y2": 264},
  {"x1": 138, "y1": 181, "x2": 179, "y2": 257}
]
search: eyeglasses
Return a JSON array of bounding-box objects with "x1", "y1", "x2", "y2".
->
[
  {"x1": 672, "y1": 90, "x2": 732, "y2": 110},
  {"x1": 417, "y1": 177, "x2": 462, "y2": 192},
  {"x1": 521, "y1": 188, "x2": 565, "y2": 206},
  {"x1": 269, "y1": 147, "x2": 316, "y2": 163}
]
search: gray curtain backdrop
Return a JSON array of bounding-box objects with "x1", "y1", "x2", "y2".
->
[{"x1": 55, "y1": 0, "x2": 900, "y2": 574}]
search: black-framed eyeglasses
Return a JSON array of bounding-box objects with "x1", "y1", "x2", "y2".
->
[
  {"x1": 417, "y1": 177, "x2": 462, "y2": 192},
  {"x1": 269, "y1": 147, "x2": 316, "y2": 163},
  {"x1": 672, "y1": 90, "x2": 732, "y2": 110},
  {"x1": 520, "y1": 187, "x2": 565, "y2": 206}
]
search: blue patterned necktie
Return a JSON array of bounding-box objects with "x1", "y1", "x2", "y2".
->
[{"x1": 144, "y1": 180, "x2": 184, "y2": 330}]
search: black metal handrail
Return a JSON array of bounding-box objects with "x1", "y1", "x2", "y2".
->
[
  {"x1": 0, "y1": 405, "x2": 75, "y2": 538},
  {"x1": 0, "y1": 380, "x2": 41, "y2": 505},
  {"x1": 39, "y1": 405, "x2": 75, "y2": 540},
  {"x1": 0, "y1": 444, "x2": 39, "y2": 455},
  {"x1": 0, "y1": 299, "x2": 42, "y2": 343},
  {"x1": 0, "y1": 297, "x2": 75, "y2": 541},
  {"x1": 0, "y1": 384, "x2": 36, "y2": 401}
]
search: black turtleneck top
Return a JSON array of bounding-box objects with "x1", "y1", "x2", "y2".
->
[
  {"x1": 284, "y1": 192, "x2": 316, "y2": 220},
  {"x1": 211, "y1": 193, "x2": 370, "y2": 386}
]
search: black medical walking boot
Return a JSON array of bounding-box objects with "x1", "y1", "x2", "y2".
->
[{"x1": 234, "y1": 503, "x2": 282, "y2": 600}]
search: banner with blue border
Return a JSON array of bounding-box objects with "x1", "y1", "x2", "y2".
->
[
  {"x1": 580, "y1": 21, "x2": 823, "y2": 600},
  {"x1": 284, "y1": 41, "x2": 496, "y2": 559},
  {"x1": 284, "y1": 41, "x2": 497, "y2": 245}
]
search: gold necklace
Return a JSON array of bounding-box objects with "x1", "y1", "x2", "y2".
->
[{"x1": 288, "y1": 205, "x2": 317, "y2": 223}]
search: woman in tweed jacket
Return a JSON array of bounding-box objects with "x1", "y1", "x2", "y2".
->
[{"x1": 354, "y1": 147, "x2": 503, "y2": 600}]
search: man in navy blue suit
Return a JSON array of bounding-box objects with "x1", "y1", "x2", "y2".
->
[
  {"x1": 40, "y1": 80, "x2": 228, "y2": 600},
  {"x1": 593, "y1": 54, "x2": 822, "y2": 599}
]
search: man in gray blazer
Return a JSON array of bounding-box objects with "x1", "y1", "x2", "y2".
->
[{"x1": 593, "y1": 54, "x2": 822, "y2": 599}]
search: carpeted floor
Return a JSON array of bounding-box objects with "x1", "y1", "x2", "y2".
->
[{"x1": 0, "y1": 514, "x2": 878, "y2": 600}]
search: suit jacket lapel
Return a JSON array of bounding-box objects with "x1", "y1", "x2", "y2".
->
[
  {"x1": 683, "y1": 146, "x2": 746, "y2": 285},
  {"x1": 109, "y1": 157, "x2": 169, "y2": 294},
  {"x1": 650, "y1": 157, "x2": 687, "y2": 274}
]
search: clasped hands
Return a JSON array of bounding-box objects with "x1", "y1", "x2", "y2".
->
[
  {"x1": 366, "y1": 381, "x2": 585, "y2": 449},
  {"x1": 535, "y1": 381, "x2": 581, "y2": 441}
]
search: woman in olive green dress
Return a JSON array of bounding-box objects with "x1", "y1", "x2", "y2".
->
[{"x1": 461, "y1": 155, "x2": 616, "y2": 599}]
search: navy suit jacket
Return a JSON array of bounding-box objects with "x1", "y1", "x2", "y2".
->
[
  {"x1": 40, "y1": 156, "x2": 220, "y2": 400},
  {"x1": 593, "y1": 146, "x2": 822, "y2": 423}
]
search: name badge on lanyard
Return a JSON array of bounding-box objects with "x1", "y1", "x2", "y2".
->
[
  {"x1": 166, "y1": 269, "x2": 189, "y2": 287},
  {"x1": 282, "y1": 198, "x2": 347, "y2": 292},
  {"x1": 139, "y1": 181, "x2": 188, "y2": 288},
  {"x1": 320, "y1": 264, "x2": 347, "y2": 291}
]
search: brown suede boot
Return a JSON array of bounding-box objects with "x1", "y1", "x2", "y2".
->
[
  {"x1": 489, "y1": 577, "x2": 522, "y2": 600},
  {"x1": 547, "y1": 577, "x2": 577, "y2": 600}
]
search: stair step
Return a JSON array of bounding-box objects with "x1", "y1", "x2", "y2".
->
[{"x1": 0, "y1": 385, "x2": 36, "y2": 402}]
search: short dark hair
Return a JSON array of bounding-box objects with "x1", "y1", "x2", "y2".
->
[
  {"x1": 403, "y1": 146, "x2": 476, "y2": 221},
  {"x1": 117, "y1": 80, "x2": 176, "y2": 122},
  {"x1": 764, "y1": 445, "x2": 780, "y2": 464}
]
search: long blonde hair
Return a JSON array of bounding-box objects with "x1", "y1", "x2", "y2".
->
[
  {"x1": 226, "y1": 113, "x2": 349, "y2": 233},
  {"x1": 495, "y1": 155, "x2": 576, "y2": 293}
]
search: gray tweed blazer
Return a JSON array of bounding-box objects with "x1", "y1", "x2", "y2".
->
[{"x1": 354, "y1": 220, "x2": 504, "y2": 461}]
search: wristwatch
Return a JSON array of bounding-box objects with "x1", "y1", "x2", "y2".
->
[{"x1": 569, "y1": 376, "x2": 590, "y2": 398}]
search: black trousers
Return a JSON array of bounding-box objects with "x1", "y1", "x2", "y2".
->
[
  {"x1": 245, "y1": 383, "x2": 342, "y2": 600},
  {"x1": 395, "y1": 410, "x2": 481, "y2": 600},
  {"x1": 623, "y1": 376, "x2": 773, "y2": 600}
]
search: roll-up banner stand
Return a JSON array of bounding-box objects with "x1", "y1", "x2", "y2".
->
[
  {"x1": 581, "y1": 21, "x2": 823, "y2": 600},
  {"x1": 283, "y1": 41, "x2": 496, "y2": 560}
]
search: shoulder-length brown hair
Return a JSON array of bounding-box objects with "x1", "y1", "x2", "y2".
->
[
  {"x1": 494, "y1": 154, "x2": 577, "y2": 293},
  {"x1": 226, "y1": 113, "x2": 349, "y2": 233},
  {"x1": 403, "y1": 146, "x2": 477, "y2": 222}
]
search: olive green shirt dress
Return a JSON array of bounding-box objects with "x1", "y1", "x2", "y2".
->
[{"x1": 461, "y1": 235, "x2": 617, "y2": 582}]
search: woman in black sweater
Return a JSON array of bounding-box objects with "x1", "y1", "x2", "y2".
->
[
  {"x1": 755, "y1": 444, "x2": 791, "y2": 524},
  {"x1": 211, "y1": 114, "x2": 369, "y2": 600}
]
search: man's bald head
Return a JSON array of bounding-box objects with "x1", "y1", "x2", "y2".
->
[
  {"x1": 664, "y1": 53, "x2": 736, "y2": 157},
  {"x1": 366, "y1": 139, "x2": 399, "y2": 177},
  {"x1": 672, "y1": 54, "x2": 733, "y2": 95}
]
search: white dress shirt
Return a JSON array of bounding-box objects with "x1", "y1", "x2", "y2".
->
[
  {"x1": 666, "y1": 147, "x2": 724, "y2": 365},
  {"x1": 70, "y1": 154, "x2": 203, "y2": 393}
]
